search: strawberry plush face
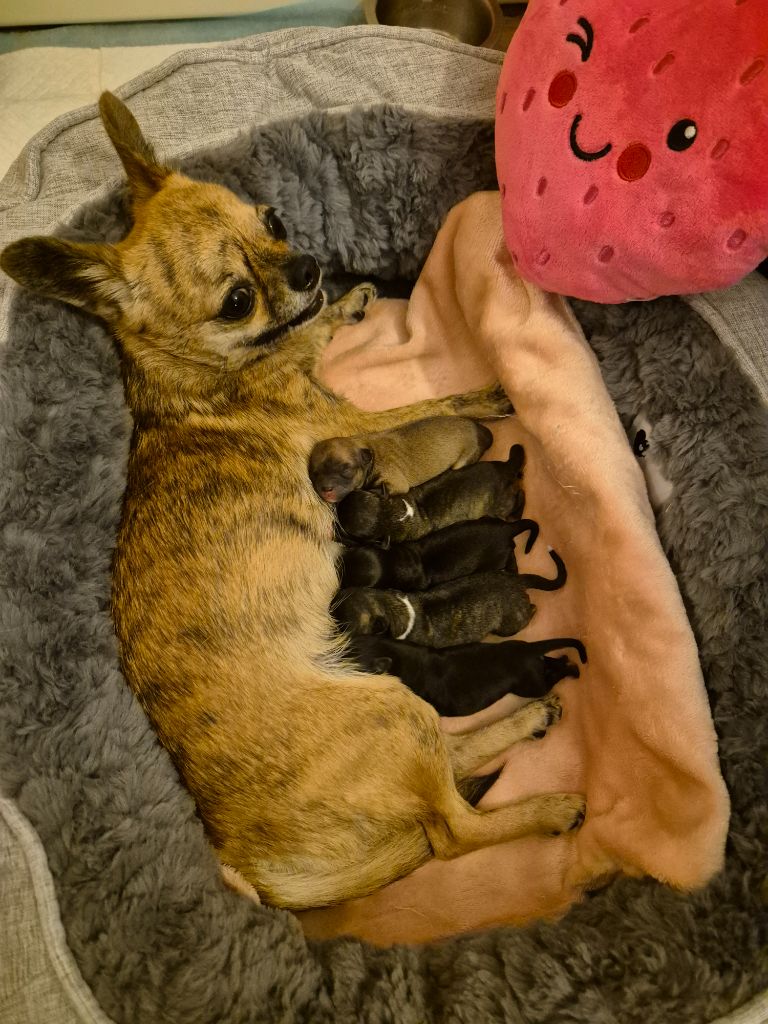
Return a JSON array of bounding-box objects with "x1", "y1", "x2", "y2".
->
[{"x1": 495, "y1": 0, "x2": 768, "y2": 302}]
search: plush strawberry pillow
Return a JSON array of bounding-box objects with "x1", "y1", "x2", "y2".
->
[{"x1": 495, "y1": 0, "x2": 768, "y2": 302}]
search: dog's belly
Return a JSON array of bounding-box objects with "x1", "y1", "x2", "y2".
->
[{"x1": 112, "y1": 446, "x2": 345, "y2": 787}]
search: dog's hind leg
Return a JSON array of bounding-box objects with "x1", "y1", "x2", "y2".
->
[
  {"x1": 444, "y1": 695, "x2": 564, "y2": 778},
  {"x1": 252, "y1": 831, "x2": 430, "y2": 910},
  {"x1": 425, "y1": 783, "x2": 585, "y2": 855}
]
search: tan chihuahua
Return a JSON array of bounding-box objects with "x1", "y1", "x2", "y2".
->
[
  {"x1": 308, "y1": 416, "x2": 493, "y2": 503},
  {"x1": 0, "y1": 93, "x2": 585, "y2": 909}
]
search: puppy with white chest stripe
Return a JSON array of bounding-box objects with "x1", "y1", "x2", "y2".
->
[{"x1": 335, "y1": 551, "x2": 568, "y2": 647}]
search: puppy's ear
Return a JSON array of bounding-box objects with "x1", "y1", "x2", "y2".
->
[
  {"x1": 99, "y1": 92, "x2": 170, "y2": 205},
  {"x1": 1, "y1": 236, "x2": 125, "y2": 318},
  {"x1": 359, "y1": 447, "x2": 374, "y2": 469},
  {"x1": 372, "y1": 657, "x2": 393, "y2": 674}
]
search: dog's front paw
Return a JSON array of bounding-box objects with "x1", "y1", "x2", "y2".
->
[
  {"x1": 332, "y1": 282, "x2": 377, "y2": 324},
  {"x1": 453, "y1": 383, "x2": 514, "y2": 419},
  {"x1": 544, "y1": 794, "x2": 587, "y2": 836},
  {"x1": 522, "y1": 694, "x2": 563, "y2": 740}
]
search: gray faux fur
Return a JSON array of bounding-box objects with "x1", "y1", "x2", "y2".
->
[{"x1": 0, "y1": 105, "x2": 766, "y2": 1024}]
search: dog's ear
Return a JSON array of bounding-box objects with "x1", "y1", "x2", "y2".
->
[
  {"x1": 1, "y1": 236, "x2": 124, "y2": 318},
  {"x1": 371, "y1": 657, "x2": 393, "y2": 674},
  {"x1": 359, "y1": 447, "x2": 374, "y2": 469},
  {"x1": 99, "y1": 92, "x2": 169, "y2": 204}
]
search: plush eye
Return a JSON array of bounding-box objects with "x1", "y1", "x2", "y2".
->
[
  {"x1": 219, "y1": 286, "x2": 254, "y2": 320},
  {"x1": 566, "y1": 17, "x2": 594, "y2": 62},
  {"x1": 667, "y1": 119, "x2": 697, "y2": 151},
  {"x1": 265, "y1": 208, "x2": 287, "y2": 241}
]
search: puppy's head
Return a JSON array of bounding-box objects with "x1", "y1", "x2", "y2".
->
[
  {"x1": 309, "y1": 438, "x2": 373, "y2": 503},
  {"x1": 344, "y1": 637, "x2": 392, "y2": 675},
  {"x1": 0, "y1": 92, "x2": 323, "y2": 371},
  {"x1": 333, "y1": 590, "x2": 389, "y2": 636},
  {"x1": 339, "y1": 546, "x2": 383, "y2": 588},
  {"x1": 336, "y1": 490, "x2": 384, "y2": 541}
]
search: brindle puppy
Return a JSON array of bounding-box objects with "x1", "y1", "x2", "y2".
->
[
  {"x1": 0, "y1": 93, "x2": 585, "y2": 910},
  {"x1": 348, "y1": 635, "x2": 587, "y2": 716},
  {"x1": 334, "y1": 552, "x2": 568, "y2": 647},
  {"x1": 339, "y1": 517, "x2": 539, "y2": 589},
  {"x1": 308, "y1": 416, "x2": 493, "y2": 503},
  {"x1": 337, "y1": 444, "x2": 526, "y2": 544}
]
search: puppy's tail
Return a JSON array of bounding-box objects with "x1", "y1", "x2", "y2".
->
[
  {"x1": 525, "y1": 637, "x2": 587, "y2": 664},
  {"x1": 509, "y1": 518, "x2": 539, "y2": 555},
  {"x1": 506, "y1": 444, "x2": 526, "y2": 472},
  {"x1": 519, "y1": 548, "x2": 567, "y2": 591}
]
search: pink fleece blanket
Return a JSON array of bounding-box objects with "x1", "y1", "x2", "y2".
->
[{"x1": 299, "y1": 192, "x2": 729, "y2": 945}]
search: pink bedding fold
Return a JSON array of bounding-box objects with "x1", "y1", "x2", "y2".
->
[{"x1": 299, "y1": 191, "x2": 729, "y2": 945}]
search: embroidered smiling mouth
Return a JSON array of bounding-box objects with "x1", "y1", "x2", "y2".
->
[
  {"x1": 569, "y1": 114, "x2": 612, "y2": 162},
  {"x1": 247, "y1": 290, "x2": 324, "y2": 347}
]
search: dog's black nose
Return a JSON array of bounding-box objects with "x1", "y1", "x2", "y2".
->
[{"x1": 286, "y1": 254, "x2": 320, "y2": 292}]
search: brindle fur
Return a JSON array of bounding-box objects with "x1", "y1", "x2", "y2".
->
[{"x1": 0, "y1": 93, "x2": 586, "y2": 909}]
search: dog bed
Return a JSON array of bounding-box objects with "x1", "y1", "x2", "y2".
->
[{"x1": 1, "y1": 26, "x2": 766, "y2": 1024}]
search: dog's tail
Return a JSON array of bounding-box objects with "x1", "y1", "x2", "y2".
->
[
  {"x1": 525, "y1": 637, "x2": 587, "y2": 664},
  {"x1": 508, "y1": 518, "x2": 539, "y2": 555},
  {"x1": 519, "y1": 548, "x2": 567, "y2": 591}
]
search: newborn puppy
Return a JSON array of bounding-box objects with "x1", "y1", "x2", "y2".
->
[
  {"x1": 309, "y1": 417, "x2": 492, "y2": 503},
  {"x1": 334, "y1": 553, "x2": 567, "y2": 647},
  {"x1": 348, "y1": 635, "x2": 587, "y2": 716},
  {"x1": 336, "y1": 444, "x2": 526, "y2": 544},
  {"x1": 339, "y1": 517, "x2": 539, "y2": 590}
]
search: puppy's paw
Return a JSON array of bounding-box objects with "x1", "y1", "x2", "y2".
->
[
  {"x1": 334, "y1": 282, "x2": 377, "y2": 324},
  {"x1": 453, "y1": 382, "x2": 514, "y2": 419},
  {"x1": 524, "y1": 694, "x2": 563, "y2": 739},
  {"x1": 544, "y1": 794, "x2": 587, "y2": 836}
]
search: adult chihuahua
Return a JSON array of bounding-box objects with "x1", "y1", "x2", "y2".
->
[{"x1": 0, "y1": 93, "x2": 585, "y2": 909}]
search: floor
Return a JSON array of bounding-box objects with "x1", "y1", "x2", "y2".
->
[{"x1": 0, "y1": 1, "x2": 362, "y2": 179}]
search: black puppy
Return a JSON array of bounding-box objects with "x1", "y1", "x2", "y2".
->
[
  {"x1": 336, "y1": 444, "x2": 525, "y2": 545},
  {"x1": 348, "y1": 635, "x2": 587, "y2": 716},
  {"x1": 334, "y1": 552, "x2": 567, "y2": 647},
  {"x1": 339, "y1": 517, "x2": 539, "y2": 590}
]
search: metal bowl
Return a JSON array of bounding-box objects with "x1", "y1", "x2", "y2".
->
[{"x1": 364, "y1": 0, "x2": 503, "y2": 49}]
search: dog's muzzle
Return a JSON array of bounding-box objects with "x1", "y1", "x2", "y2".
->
[{"x1": 246, "y1": 291, "x2": 324, "y2": 348}]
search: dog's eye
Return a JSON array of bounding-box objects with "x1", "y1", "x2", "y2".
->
[
  {"x1": 265, "y1": 208, "x2": 287, "y2": 241},
  {"x1": 219, "y1": 286, "x2": 254, "y2": 320}
]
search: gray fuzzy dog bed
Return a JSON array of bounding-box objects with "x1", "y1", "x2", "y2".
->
[{"x1": 1, "y1": 28, "x2": 767, "y2": 1024}]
